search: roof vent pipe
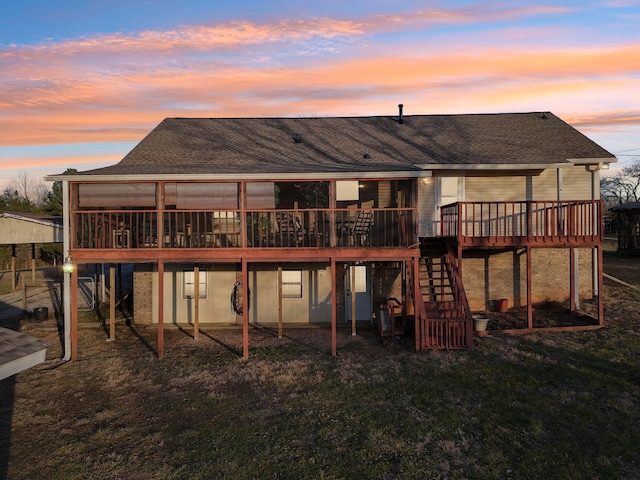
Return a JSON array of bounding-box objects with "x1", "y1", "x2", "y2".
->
[{"x1": 398, "y1": 104, "x2": 404, "y2": 124}]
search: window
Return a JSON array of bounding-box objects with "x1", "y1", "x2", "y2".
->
[
  {"x1": 183, "y1": 270, "x2": 207, "y2": 299},
  {"x1": 281, "y1": 269, "x2": 302, "y2": 298},
  {"x1": 336, "y1": 181, "x2": 359, "y2": 201}
]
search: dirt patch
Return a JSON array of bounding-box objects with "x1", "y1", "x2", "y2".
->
[{"x1": 484, "y1": 300, "x2": 599, "y2": 331}]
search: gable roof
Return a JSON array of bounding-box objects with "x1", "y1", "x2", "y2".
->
[{"x1": 49, "y1": 112, "x2": 616, "y2": 180}]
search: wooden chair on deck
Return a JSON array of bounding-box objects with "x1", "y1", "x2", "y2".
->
[
  {"x1": 349, "y1": 210, "x2": 373, "y2": 246},
  {"x1": 275, "y1": 212, "x2": 304, "y2": 246}
]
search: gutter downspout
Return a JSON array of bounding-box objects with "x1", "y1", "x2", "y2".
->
[{"x1": 62, "y1": 180, "x2": 71, "y2": 361}]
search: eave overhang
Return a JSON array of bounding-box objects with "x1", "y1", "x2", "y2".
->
[{"x1": 45, "y1": 170, "x2": 425, "y2": 182}]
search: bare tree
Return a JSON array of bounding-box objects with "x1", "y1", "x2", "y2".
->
[
  {"x1": 7, "y1": 170, "x2": 49, "y2": 206},
  {"x1": 601, "y1": 157, "x2": 640, "y2": 208}
]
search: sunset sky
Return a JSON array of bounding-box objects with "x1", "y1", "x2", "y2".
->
[{"x1": 1, "y1": 1, "x2": 639, "y2": 190}]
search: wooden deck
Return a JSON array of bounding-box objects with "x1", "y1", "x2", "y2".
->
[
  {"x1": 72, "y1": 207, "x2": 416, "y2": 252},
  {"x1": 440, "y1": 200, "x2": 603, "y2": 247}
]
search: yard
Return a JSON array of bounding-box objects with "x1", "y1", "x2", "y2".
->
[{"x1": 1, "y1": 252, "x2": 639, "y2": 479}]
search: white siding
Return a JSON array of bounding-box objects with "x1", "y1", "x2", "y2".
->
[
  {"x1": 248, "y1": 263, "x2": 332, "y2": 324},
  {"x1": 531, "y1": 169, "x2": 558, "y2": 200},
  {"x1": 153, "y1": 264, "x2": 238, "y2": 325},
  {"x1": 562, "y1": 166, "x2": 593, "y2": 200},
  {"x1": 465, "y1": 174, "x2": 526, "y2": 202}
]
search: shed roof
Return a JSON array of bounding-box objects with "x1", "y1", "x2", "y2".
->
[
  {"x1": 0, "y1": 212, "x2": 63, "y2": 245},
  {"x1": 611, "y1": 202, "x2": 640, "y2": 213},
  {"x1": 0, "y1": 327, "x2": 48, "y2": 380},
  {"x1": 50, "y1": 112, "x2": 616, "y2": 179}
]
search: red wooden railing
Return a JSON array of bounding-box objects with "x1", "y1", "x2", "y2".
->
[
  {"x1": 411, "y1": 250, "x2": 472, "y2": 351},
  {"x1": 71, "y1": 207, "x2": 417, "y2": 249},
  {"x1": 440, "y1": 200, "x2": 602, "y2": 246}
]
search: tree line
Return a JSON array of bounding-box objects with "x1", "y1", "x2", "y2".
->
[{"x1": 601, "y1": 158, "x2": 640, "y2": 208}]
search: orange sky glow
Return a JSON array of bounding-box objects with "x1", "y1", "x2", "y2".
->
[{"x1": 1, "y1": 2, "x2": 639, "y2": 188}]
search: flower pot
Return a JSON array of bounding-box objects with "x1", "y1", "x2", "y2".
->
[
  {"x1": 496, "y1": 298, "x2": 508, "y2": 313},
  {"x1": 473, "y1": 314, "x2": 489, "y2": 332}
]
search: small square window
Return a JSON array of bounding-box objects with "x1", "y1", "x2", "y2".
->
[
  {"x1": 184, "y1": 270, "x2": 207, "y2": 299},
  {"x1": 281, "y1": 269, "x2": 302, "y2": 298}
]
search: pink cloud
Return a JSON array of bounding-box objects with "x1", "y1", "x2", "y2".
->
[{"x1": 0, "y1": 4, "x2": 638, "y2": 156}]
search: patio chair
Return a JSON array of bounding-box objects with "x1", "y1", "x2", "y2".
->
[{"x1": 275, "y1": 212, "x2": 304, "y2": 246}]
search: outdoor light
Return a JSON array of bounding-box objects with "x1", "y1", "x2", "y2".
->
[{"x1": 63, "y1": 256, "x2": 74, "y2": 273}]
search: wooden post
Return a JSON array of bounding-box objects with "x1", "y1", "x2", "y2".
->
[
  {"x1": 597, "y1": 246, "x2": 604, "y2": 326},
  {"x1": 71, "y1": 262, "x2": 78, "y2": 361},
  {"x1": 331, "y1": 258, "x2": 337, "y2": 356},
  {"x1": 242, "y1": 259, "x2": 249, "y2": 359},
  {"x1": 526, "y1": 247, "x2": 533, "y2": 330},
  {"x1": 569, "y1": 247, "x2": 576, "y2": 313},
  {"x1": 329, "y1": 182, "x2": 337, "y2": 247},
  {"x1": 277, "y1": 264, "x2": 283, "y2": 339},
  {"x1": 193, "y1": 265, "x2": 200, "y2": 340},
  {"x1": 240, "y1": 182, "x2": 247, "y2": 248},
  {"x1": 413, "y1": 256, "x2": 422, "y2": 351},
  {"x1": 11, "y1": 244, "x2": 16, "y2": 291},
  {"x1": 22, "y1": 278, "x2": 27, "y2": 314},
  {"x1": 109, "y1": 264, "x2": 116, "y2": 341},
  {"x1": 351, "y1": 264, "x2": 357, "y2": 336},
  {"x1": 158, "y1": 260, "x2": 165, "y2": 359},
  {"x1": 31, "y1": 243, "x2": 36, "y2": 285}
]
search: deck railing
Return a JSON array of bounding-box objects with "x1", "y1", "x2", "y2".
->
[
  {"x1": 72, "y1": 207, "x2": 416, "y2": 249},
  {"x1": 440, "y1": 200, "x2": 602, "y2": 246}
]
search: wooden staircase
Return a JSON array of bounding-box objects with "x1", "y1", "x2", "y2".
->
[{"x1": 411, "y1": 239, "x2": 473, "y2": 350}]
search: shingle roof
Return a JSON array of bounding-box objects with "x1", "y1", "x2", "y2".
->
[
  {"x1": 611, "y1": 202, "x2": 640, "y2": 212},
  {"x1": 0, "y1": 327, "x2": 48, "y2": 380},
  {"x1": 0, "y1": 212, "x2": 63, "y2": 228},
  {"x1": 67, "y1": 112, "x2": 616, "y2": 177}
]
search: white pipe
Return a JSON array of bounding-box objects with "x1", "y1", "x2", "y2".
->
[{"x1": 62, "y1": 180, "x2": 71, "y2": 361}]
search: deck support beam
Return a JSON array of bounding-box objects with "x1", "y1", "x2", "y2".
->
[
  {"x1": 109, "y1": 264, "x2": 116, "y2": 341},
  {"x1": 526, "y1": 247, "x2": 532, "y2": 329},
  {"x1": 71, "y1": 262, "x2": 78, "y2": 361},
  {"x1": 412, "y1": 256, "x2": 421, "y2": 352},
  {"x1": 350, "y1": 264, "x2": 357, "y2": 336},
  {"x1": 242, "y1": 258, "x2": 249, "y2": 359},
  {"x1": 193, "y1": 265, "x2": 200, "y2": 340},
  {"x1": 331, "y1": 257, "x2": 337, "y2": 356},
  {"x1": 158, "y1": 260, "x2": 164, "y2": 359},
  {"x1": 597, "y1": 246, "x2": 604, "y2": 325},
  {"x1": 569, "y1": 247, "x2": 576, "y2": 313},
  {"x1": 277, "y1": 264, "x2": 283, "y2": 339}
]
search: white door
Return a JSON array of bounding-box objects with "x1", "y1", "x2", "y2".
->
[
  {"x1": 345, "y1": 264, "x2": 372, "y2": 322},
  {"x1": 434, "y1": 176, "x2": 463, "y2": 235}
]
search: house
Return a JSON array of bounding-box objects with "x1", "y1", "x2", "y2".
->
[{"x1": 46, "y1": 108, "x2": 616, "y2": 360}]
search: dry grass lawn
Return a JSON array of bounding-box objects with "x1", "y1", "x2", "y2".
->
[{"x1": 1, "y1": 252, "x2": 639, "y2": 479}]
